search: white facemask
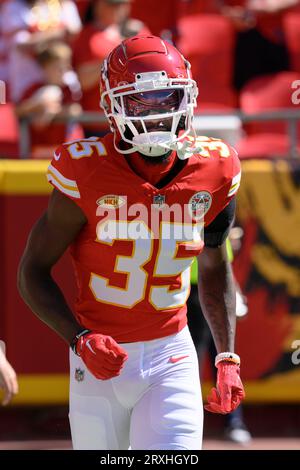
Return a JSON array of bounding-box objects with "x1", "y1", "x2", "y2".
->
[{"x1": 100, "y1": 68, "x2": 199, "y2": 159}]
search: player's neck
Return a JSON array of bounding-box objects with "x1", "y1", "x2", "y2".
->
[{"x1": 125, "y1": 151, "x2": 179, "y2": 188}]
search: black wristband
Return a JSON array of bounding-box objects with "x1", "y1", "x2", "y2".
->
[{"x1": 70, "y1": 329, "x2": 91, "y2": 356}]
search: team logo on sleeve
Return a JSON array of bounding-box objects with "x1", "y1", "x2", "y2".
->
[
  {"x1": 97, "y1": 195, "x2": 126, "y2": 209},
  {"x1": 188, "y1": 191, "x2": 212, "y2": 220}
]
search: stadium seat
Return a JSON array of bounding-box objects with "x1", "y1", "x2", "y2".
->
[
  {"x1": 177, "y1": 14, "x2": 235, "y2": 89},
  {"x1": 131, "y1": 0, "x2": 178, "y2": 37},
  {"x1": 178, "y1": 0, "x2": 217, "y2": 16},
  {"x1": 238, "y1": 72, "x2": 300, "y2": 158},
  {"x1": 236, "y1": 133, "x2": 300, "y2": 159},
  {"x1": 196, "y1": 83, "x2": 238, "y2": 111},
  {"x1": 0, "y1": 103, "x2": 19, "y2": 158},
  {"x1": 283, "y1": 12, "x2": 300, "y2": 73},
  {"x1": 240, "y1": 72, "x2": 300, "y2": 130},
  {"x1": 30, "y1": 123, "x2": 84, "y2": 159},
  {"x1": 177, "y1": 14, "x2": 237, "y2": 111}
]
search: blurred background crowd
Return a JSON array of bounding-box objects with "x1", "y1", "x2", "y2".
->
[
  {"x1": 1, "y1": 0, "x2": 300, "y2": 158},
  {"x1": 0, "y1": 0, "x2": 300, "y2": 450}
]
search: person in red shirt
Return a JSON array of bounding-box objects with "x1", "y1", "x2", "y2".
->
[
  {"x1": 1, "y1": 0, "x2": 82, "y2": 103},
  {"x1": 0, "y1": 1, "x2": 9, "y2": 85},
  {"x1": 18, "y1": 36, "x2": 245, "y2": 450},
  {"x1": 72, "y1": 0, "x2": 150, "y2": 137},
  {"x1": 16, "y1": 41, "x2": 82, "y2": 157}
]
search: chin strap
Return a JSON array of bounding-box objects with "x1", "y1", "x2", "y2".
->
[
  {"x1": 113, "y1": 132, "x2": 171, "y2": 157},
  {"x1": 113, "y1": 130, "x2": 204, "y2": 160}
]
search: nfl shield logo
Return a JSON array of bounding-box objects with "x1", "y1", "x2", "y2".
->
[
  {"x1": 153, "y1": 194, "x2": 166, "y2": 209},
  {"x1": 75, "y1": 368, "x2": 85, "y2": 382}
]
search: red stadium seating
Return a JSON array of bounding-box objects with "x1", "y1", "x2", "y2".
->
[
  {"x1": 240, "y1": 72, "x2": 300, "y2": 133},
  {"x1": 177, "y1": 14, "x2": 235, "y2": 88},
  {"x1": 240, "y1": 72, "x2": 300, "y2": 113},
  {"x1": 236, "y1": 133, "x2": 300, "y2": 159},
  {"x1": 177, "y1": 0, "x2": 218, "y2": 16},
  {"x1": 237, "y1": 72, "x2": 300, "y2": 158},
  {"x1": 0, "y1": 103, "x2": 19, "y2": 158},
  {"x1": 195, "y1": 83, "x2": 238, "y2": 111},
  {"x1": 177, "y1": 14, "x2": 236, "y2": 110},
  {"x1": 131, "y1": 0, "x2": 178, "y2": 37},
  {"x1": 283, "y1": 12, "x2": 300, "y2": 73}
]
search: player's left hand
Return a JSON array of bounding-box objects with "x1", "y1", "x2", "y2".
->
[{"x1": 205, "y1": 361, "x2": 245, "y2": 414}]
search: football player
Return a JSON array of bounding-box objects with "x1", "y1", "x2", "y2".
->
[{"x1": 18, "y1": 35, "x2": 245, "y2": 450}]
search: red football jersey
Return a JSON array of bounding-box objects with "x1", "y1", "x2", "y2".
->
[{"x1": 47, "y1": 133, "x2": 241, "y2": 343}]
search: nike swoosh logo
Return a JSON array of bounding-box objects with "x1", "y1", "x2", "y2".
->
[
  {"x1": 169, "y1": 355, "x2": 189, "y2": 364},
  {"x1": 53, "y1": 150, "x2": 61, "y2": 161},
  {"x1": 86, "y1": 339, "x2": 96, "y2": 355}
]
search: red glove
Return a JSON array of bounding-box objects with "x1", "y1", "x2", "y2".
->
[
  {"x1": 74, "y1": 331, "x2": 128, "y2": 380},
  {"x1": 205, "y1": 361, "x2": 245, "y2": 414}
]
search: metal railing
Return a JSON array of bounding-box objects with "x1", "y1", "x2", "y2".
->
[{"x1": 18, "y1": 108, "x2": 300, "y2": 159}]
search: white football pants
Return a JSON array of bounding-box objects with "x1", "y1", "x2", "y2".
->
[{"x1": 69, "y1": 326, "x2": 203, "y2": 450}]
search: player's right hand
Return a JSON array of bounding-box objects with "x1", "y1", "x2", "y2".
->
[{"x1": 75, "y1": 332, "x2": 128, "y2": 380}]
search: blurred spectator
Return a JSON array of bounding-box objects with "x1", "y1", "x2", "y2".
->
[
  {"x1": 72, "y1": 0, "x2": 150, "y2": 137},
  {"x1": 16, "y1": 42, "x2": 82, "y2": 158},
  {"x1": 1, "y1": 0, "x2": 82, "y2": 103},
  {"x1": 177, "y1": 1, "x2": 300, "y2": 90},
  {"x1": 219, "y1": 0, "x2": 300, "y2": 90},
  {"x1": 75, "y1": 0, "x2": 90, "y2": 19},
  {"x1": 0, "y1": 342, "x2": 18, "y2": 406},
  {"x1": 0, "y1": 1, "x2": 9, "y2": 85}
]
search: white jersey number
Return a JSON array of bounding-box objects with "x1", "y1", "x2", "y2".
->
[{"x1": 90, "y1": 221, "x2": 202, "y2": 310}]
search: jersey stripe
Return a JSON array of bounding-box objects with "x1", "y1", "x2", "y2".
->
[
  {"x1": 46, "y1": 173, "x2": 81, "y2": 199},
  {"x1": 47, "y1": 164, "x2": 79, "y2": 188},
  {"x1": 228, "y1": 171, "x2": 241, "y2": 197}
]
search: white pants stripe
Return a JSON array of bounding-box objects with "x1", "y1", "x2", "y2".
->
[{"x1": 69, "y1": 326, "x2": 203, "y2": 450}]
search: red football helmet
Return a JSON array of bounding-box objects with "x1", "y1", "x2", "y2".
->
[{"x1": 100, "y1": 35, "x2": 198, "y2": 158}]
